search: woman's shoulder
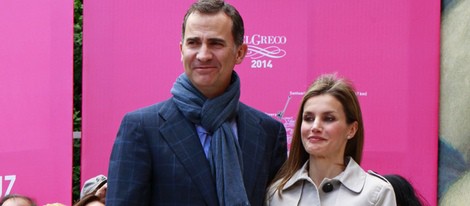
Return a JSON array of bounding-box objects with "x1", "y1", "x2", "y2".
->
[
  {"x1": 266, "y1": 178, "x2": 283, "y2": 201},
  {"x1": 344, "y1": 158, "x2": 392, "y2": 189},
  {"x1": 364, "y1": 170, "x2": 397, "y2": 205},
  {"x1": 265, "y1": 179, "x2": 281, "y2": 206},
  {"x1": 366, "y1": 170, "x2": 393, "y2": 187},
  {"x1": 364, "y1": 170, "x2": 395, "y2": 195}
]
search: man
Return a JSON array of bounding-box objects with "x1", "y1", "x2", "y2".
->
[{"x1": 106, "y1": 0, "x2": 287, "y2": 205}]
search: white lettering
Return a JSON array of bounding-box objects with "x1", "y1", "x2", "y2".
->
[
  {"x1": 244, "y1": 34, "x2": 287, "y2": 45},
  {"x1": 289, "y1": 91, "x2": 305, "y2": 96},
  {"x1": 1, "y1": 175, "x2": 16, "y2": 197},
  {"x1": 355, "y1": 91, "x2": 368, "y2": 96}
]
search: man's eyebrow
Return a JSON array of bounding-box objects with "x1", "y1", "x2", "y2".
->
[
  {"x1": 183, "y1": 37, "x2": 227, "y2": 45},
  {"x1": 208, "y1": 37, "x2": 226, "y2": 43},
  {"x1": 209, "y1": 37, "x2": 225, "y2": 42},
  {"x1": 184, "y1": 37, "x2": 200, "y2": 42}
]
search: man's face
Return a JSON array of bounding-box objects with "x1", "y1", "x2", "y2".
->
[{"x1": 180, "y1": 11, "x2": 247, "y2": 98}]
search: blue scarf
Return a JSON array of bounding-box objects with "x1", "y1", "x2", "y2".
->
[{"x1": 171, "y1": 72, "x2": 250, "y2": 206}]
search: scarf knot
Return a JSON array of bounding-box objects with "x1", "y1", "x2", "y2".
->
[{"x1": 171, "y1": 72, "x2": 250, "y2": 206}]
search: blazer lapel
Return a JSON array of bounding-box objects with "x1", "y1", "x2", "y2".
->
[
  {"x1": 159, "y1": 99, "x2": 218, "y2": 205},
  {"x1": 237, "y1": 103, "x2": 266, "y2": 196}
]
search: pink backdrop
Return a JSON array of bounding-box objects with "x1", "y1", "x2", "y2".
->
[
  {"x1": 0, "y1": 0, "x2": 73, "y2": 205},
  {"x1": 83, "y1": 0, "x2": 439, "y2": 205}
]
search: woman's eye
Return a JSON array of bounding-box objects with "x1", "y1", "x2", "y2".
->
[
  {"x1": 303, "y1": 115, "x2": 314, "y2": 122},
  {"x1": 324, "y1": 116, "x2": 335, "y2": 122}
]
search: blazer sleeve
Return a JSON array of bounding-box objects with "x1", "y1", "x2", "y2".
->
[
  {"x1": 106, "y1": 111, "x2": 153, "y2": 206},
  {"x1": 268, "y1": 121, "x2": 288, "y2": 183}
]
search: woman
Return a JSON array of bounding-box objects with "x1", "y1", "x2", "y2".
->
[
  {"x1": 73, "y1": 194, "x2": 104, "y2": 206},
  {"x1": 266, "y1": 74, "x2": 396, "y2": 205},
  {"x1": 80, "y1": 174, "x2": 107, "y2": 203}
]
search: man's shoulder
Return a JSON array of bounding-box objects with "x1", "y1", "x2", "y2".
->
[
  {"x1": 123, "y1": 98, "x2": 175, "y2": 120},
  {"x1": 240, "y1": 102, "x2": 267, "y2": 116},
  {"x1": 239, "y1": 102, "x2": 279, "y2": 123}
]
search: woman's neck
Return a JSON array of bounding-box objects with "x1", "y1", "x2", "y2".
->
[{"x1": 308, "y1": 156, "x2": 346, "y2": 186}]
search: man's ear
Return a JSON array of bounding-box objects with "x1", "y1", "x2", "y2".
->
[
  {"x1": 235, "y1": 44, "x2": 248, "y2": 64},
  {"x1": 179, "y1": 42, "x2": 183, "y2": 61}
]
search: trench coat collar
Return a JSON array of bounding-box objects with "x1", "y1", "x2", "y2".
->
[
  {"x1": 283, "y1": 161, "x2": 312, "y2": 190},
  {"x1": 282, "y1": 157, "x2": 366, "y2": 193},
  {"x1": 336, "y1": 157, "x2": 367, "y2": 193}
]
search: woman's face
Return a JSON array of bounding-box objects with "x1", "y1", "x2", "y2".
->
[{"x1": 300, "y1": 94, "x2": 357, "y2": 161}]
